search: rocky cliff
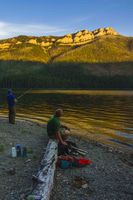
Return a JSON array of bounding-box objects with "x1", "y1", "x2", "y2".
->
[{"x1": 0, "y1": 27, "x2": 119, "y2": 49}]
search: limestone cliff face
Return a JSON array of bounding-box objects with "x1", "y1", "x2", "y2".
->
[
  {"x1": 73, "y1": 30, "x2": 94, "y2": 43},
  {"x1": 0, "y1": 43, "x2": 11, "y2": 49},
  {"x1": 93, "y1": 27, "x2": 118, "y2": 37},
  {"x1": 56, "y1": 27, "x2": 118, "y2": 45},
  {"x1": 57, "y1": 33, "x2": 73, "y2": 44},
  {"x1": 27, "y1": 39, "x2": 38, "y2": 45},
  {"x1": 0, "y1": 27, "x2": 119, "y2": 49}
]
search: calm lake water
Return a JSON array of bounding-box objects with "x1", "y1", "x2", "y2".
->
[{"x1": 0, "y1": 90, "x2": 133, "y2": 146}]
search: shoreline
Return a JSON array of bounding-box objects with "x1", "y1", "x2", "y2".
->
[
  {"x1": 0, "y1": 118, "x2": 133, "y2": 200},
  {"x1": 1, "y1": 116, "x2": 132, "y2": 154},
  {"x1": 51, "y1": 136, "x2": 133, "y2": 200},
  {"x1": 0, "y1": 117, "x2": 132, "y2": 157},
  {"x1": 71, "y1": 128, "x2": 133, "y2": 155}
]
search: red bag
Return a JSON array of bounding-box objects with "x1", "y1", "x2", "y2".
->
[
  {"x1": 57, "y1": 156, "x2": 92, "y2": 168},
  {"x1": 78, "y1": 158, "x2": 92, "y2": 165}
]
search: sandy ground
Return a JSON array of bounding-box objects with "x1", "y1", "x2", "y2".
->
[{"x1": 0, "y1": 118, "x2": 48, "y2": 200}]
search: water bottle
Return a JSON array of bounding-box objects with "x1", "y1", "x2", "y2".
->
[
  {"x1": 22, "y1": 147, "x2": 27, "y2": 157},
  {"x1": 16, "y1": 144, "x2": 21, "y2": 157},
  {"x1": 11, "y1": 147, "x2": 17, "y2": 158}
]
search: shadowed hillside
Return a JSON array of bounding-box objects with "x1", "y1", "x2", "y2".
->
[{"x1": 0, "y1": 60, "x2": 133, "y2": 89}]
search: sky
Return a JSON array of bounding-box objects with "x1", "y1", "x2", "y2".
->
[{"x1": 0, "y1": 0, "x2": 133, "y2": 39}]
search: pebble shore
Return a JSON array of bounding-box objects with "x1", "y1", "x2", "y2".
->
[
  {"x1": 51, "y1": 137, "x2": 133, "y2": 200},
  {"x1": 0, "y1": 118, "x2": 133, "y2": 200},
  {"x1": 0, "y1": 118, "x2": 47, "y2": 200}
]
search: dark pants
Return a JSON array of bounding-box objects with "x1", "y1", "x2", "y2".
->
[
  {"x1": 8, "y1": 106, "x2": 16, "y2": 124},
  {"x1": 58, "y1": 143, "x2": 69, "y2": 155}
]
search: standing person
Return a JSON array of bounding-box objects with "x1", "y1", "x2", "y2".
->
[
  {"x1": 47, "y1": 109, "x2": 69, "y2": 145},
  {"x1": 7, "y1": 89, "x2": 17, "y2": 124}
]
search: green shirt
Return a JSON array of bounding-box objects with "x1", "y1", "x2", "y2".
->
[{"x1": 47, "y1": 115, "x2": 61, "y2": 138}]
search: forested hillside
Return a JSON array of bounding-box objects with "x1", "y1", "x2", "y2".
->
[{"x1": 0, "y1": 27, "x2": 133, "y2": 89}]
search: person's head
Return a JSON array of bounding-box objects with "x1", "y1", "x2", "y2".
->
[
  {"x1": 55, "y1": 109, "x2": 63, "y2": 117},
  {"x1": 8, "y1": 89, "x2": 12, "y2": 94}
]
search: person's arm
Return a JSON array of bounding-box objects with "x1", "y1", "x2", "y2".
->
[
  {"x1": 60, "y1": 125, "x2": 70, "y2": 131},
  {"x1": 14, "y1": 98, "x2": 18, "y2": 103},
  {"x1": 56, "y1": 131, "x2": 67, "y2": 145},
  {"x1": 11, "y1": 94, "x2": 17, "y2": 104},
  {"x1": 13, "y1": 95, "x2": 18, "y2": 103}
]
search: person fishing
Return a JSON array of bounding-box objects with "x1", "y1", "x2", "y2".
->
[
  {"x1": 47, "y1": 109, "x2": 70, "y2": 145},
  {"x1": 6, "y1": 88, "x2": 32, "y2": 124},
  {"x1": 7, "y1": 89, "x2": 17, "y2": 124}
]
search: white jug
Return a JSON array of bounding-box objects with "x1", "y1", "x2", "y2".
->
[{"x1": 11, "y1": 147, "x2": 17, "y2": 158}]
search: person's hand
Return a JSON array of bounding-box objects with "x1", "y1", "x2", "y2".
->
[
  {"x1": 62, "y1": 141, "x2": 68, "y2": 146},
  {"x1": 65, "y1": 126, "x2": 70, "y2": 131},
  {"x1": 14, "y1": 99, "x2": 18, "y2": 103}
]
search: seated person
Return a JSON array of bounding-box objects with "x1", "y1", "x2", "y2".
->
[{"x1": 47, "y1": 109, "x2": 70, "y2": 145}]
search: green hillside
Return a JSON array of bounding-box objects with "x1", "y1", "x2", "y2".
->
[
  {"x1": 0, "y1": 28, "x2": 133, "y2": 89},
  {"x1": 0, "y1": 43, "x2": 50, "y2": 63},
  {"x1": 0, "y1": 35, "x2": 133, "y2": 64},
  {"x1": 54, "y1": 36, "x2": 133, "y2": 63}
]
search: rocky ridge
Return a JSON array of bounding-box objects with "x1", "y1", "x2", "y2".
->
[{"x1": 0, "y1": 27, "x2": 118, "y2": 49}]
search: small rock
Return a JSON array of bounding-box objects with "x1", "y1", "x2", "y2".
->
[
  {"x1": 20, "y1": 193, "x2": 26, "y2": 200},
  {"x1": 25, "y1": 159, "x2": 31, "y2": 163},
  {"x1": 82, "y1": 183, "x2": 88, "y2": 189},
  {"x1": 6, "y1": 168, "x2": 16, "y2": 175}
]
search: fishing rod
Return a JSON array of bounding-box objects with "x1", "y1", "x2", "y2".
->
[
  {"x1": 16, "y1": 88, "x2": 32, "y2": 100},
  {"x1": 0, "y1": 88, "x2": 32, "y2": 110}
]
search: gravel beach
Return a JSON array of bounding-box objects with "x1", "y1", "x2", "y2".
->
[
  {"x1": 51, "y1": 137, "x2": 133, "y2": 200},
  {"x1": 0, "y1": 118, "x2": 48, "y2": 200},
  {"x1": 0, "y1": 118, "x2": 133, "y2": 200}
]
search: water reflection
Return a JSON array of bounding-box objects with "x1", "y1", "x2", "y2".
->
[{"x1": 0, "y1": 90, "x2": 133, "y2": 144}]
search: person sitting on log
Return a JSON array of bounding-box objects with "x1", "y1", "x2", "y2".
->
[{"x1": 47, "y1": 109, "x2": 70, "y2": 145}]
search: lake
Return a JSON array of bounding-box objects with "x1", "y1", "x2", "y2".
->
[{"x1": 0, "y1": 90, "x2": 133, "y2": 148}]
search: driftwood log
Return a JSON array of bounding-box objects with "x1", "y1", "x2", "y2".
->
[{"x1": 29, "y1": 139, "x2": 58, "y2": 200}]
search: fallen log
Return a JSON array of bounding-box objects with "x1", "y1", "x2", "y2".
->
[{"x1": 28, "y1": 139, "x2": 58, "y2": 200}]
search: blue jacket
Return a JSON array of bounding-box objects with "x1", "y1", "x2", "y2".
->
[{"x1": 7, "y1": 92, "x2": 16, "y2": 107}]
